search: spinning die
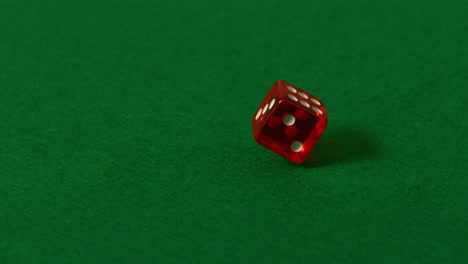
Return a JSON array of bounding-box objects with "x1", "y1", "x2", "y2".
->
[{"x1": 252, "y1": 80, "x2": 328, "y2": 163}]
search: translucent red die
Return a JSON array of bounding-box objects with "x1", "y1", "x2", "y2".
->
[{"x1": 252, "y1": 80, "x2": 328, "y2": 163}]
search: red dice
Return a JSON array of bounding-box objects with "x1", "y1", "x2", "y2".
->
[{"x1": 252, "y1": 80, "x2": 328, "y2": 163}]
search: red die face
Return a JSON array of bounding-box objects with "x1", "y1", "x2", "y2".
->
[{"x1": 252, "y1": 80, "x2": 328, "y2": 163}]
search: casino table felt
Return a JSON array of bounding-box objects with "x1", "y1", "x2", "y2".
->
[{"x1": 0, "y1": 1, "x2": 467, "y2": 263}]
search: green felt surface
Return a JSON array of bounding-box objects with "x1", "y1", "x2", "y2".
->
[{"x1": 1, "y1": 0, "x2": 467, "y2": 263}]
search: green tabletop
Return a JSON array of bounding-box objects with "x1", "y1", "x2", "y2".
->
[{"x1": 1, "y1": 1, "x2": 467, "y2": 263}]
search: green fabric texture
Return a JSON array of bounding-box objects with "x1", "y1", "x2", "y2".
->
[{"x1": 0, "y1": 0, "x2": 467, "y2": 263}]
